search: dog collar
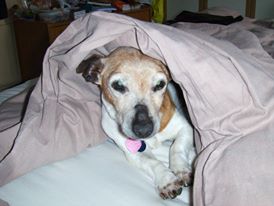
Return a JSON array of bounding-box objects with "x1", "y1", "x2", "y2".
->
[{"x1": 125, "y1": 138, "x2": 146, "y2": 154}]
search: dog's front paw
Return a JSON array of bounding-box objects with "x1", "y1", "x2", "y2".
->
[
  {"x1": 175, "y1": 171, "x2": 193, "y2": 187},
  {"x1": 158, "y1": 178, "x2": 183, "y2": 199}
]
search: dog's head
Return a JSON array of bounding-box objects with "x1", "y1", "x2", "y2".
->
[{"x1": 77, "y1": 47, "x2": 174, "y2": 139}]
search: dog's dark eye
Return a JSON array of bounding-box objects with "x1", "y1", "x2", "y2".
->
[
  {"x1": 111, "y1": 80, "x2": 127, "y2": 93},
  {"x1": 153, "y1": 80, "x2": 166, "y2": 92}
]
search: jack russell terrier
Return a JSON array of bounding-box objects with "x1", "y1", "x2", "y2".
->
[{"x1": 77, "y1": 47, "x2": 196, "y2": 199}]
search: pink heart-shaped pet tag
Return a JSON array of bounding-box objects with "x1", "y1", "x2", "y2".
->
[{"x1": 125, "y1": 139, "x2": 142, "y2": 154}]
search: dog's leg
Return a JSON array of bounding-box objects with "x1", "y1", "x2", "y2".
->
[
  {"x1": 125, "y1": 151, "x2": 184, "y2": 199},
  {"x1": 169, "y1": 117, "x2": 196, "y2": 187}
]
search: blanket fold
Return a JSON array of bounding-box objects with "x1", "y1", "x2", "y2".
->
[{"x1": 0, "y1": 12, "x2": 274, "y2": 206}]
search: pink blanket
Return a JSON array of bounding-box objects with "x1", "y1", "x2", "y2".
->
[{"x1": 0, "y1": 12, "x2": 274, "y2": 206}]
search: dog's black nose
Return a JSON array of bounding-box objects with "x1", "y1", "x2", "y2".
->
[{"x1": 132, "y1": 104, "x2": 154, "y2": 139}]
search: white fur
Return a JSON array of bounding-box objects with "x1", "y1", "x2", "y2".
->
[{"x1": 101, "y1": 83, "x2": 196, "y2": 199}]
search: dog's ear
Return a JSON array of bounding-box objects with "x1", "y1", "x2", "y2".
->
[{"x1": 76, "y1": 54, "x2": 105, "y2": 85}]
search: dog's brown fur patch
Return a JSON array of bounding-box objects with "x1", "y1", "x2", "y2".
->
[
  {"x1": 100, "y1": 48, "x2": 139, "y2": 107},
  {"x1": 100, "y1": 47, "x2": 169, "y2": 107},
  {"x1": 159, "y1": 91, "x2": 175, "y2": 132}
]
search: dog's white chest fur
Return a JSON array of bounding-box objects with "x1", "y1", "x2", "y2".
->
[
  {"x1": 145, "y1": 109, "x2": 186, "y2": 149},
  {"x1": 144, "y1": 111, "x2": 186, "y2": 165}
]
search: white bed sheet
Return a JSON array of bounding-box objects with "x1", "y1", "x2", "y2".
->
[
  {"x1": 0, "y1": 79, "x2": 37, "y2": 105},
  {"x1": 0, "y1": 140, "x2": 191, "y2": 206},
  {"x1": 0, "y1": 78, "x2": 191, "y2": 206}
]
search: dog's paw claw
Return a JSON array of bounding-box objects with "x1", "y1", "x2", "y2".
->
[
  {"x1": 158, "y1": 179, "x2": 183, "y2": 199},
  {"x1": 176, "y1": 171, "x2": 193, "y2": 187}
]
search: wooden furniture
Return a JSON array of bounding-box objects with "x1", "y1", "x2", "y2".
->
[
  {"x1": 13, "y1": 20, "x2": 70, "y2": 80},
  {"x1": 14, "y1": 5, "x2": 152, "y2": 81},
  {"x1": 198, "y1": 0, "x2": 256, "y2": 18},
  {"x1": 116, "y1": 5, "x2": 151, "y2": 21}
]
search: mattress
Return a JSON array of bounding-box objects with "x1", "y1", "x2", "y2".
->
[
  {"x1": 0, "y1": 140, "x2": 191, "y2": 206},
  {"x1": 171, "y1": 7, "x2": 274, "y2": 59},
  {"x1": 0, "y1": 80, "x2": 191, "y2": 206},
  {"x1": 0, "y1": 78, "x2": 37, "y2": 105}
]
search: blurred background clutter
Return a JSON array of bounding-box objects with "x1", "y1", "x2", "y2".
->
[{"x1": 10, "y1": 0, "x2": 156, "y2": 22}]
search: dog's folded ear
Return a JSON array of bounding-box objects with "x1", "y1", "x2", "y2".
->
[{"x1": 76, "y1": 54, "x2": 105, "y2": 85}]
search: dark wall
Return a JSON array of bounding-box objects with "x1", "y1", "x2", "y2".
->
[{"x1": 0, "y1": 0, "x2": 8, "y2": 19}]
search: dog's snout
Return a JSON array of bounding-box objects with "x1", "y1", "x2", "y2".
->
[
  {"x1": 132, "y1": 104, "x2": 154, "y2": 138},
  {"x1": 134, "y1": 104, "x2": 149, "y2": 121},
  {"x1": 134, "y1": 104, "x2": 148, "y2": 111}
]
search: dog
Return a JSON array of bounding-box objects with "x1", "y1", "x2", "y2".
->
[{"x1": 76, "y1": 47, "x2": 196, "y2": 199}]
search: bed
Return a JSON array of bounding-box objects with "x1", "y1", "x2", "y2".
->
[
  {"x1": 0, "y1": 6, "x2": 274, "y2": 206},
  {"x1": 169, "y1": 7, "x2": 274, "y2": 58},
  {"x1": 0, "y1": 82, "x2": 191, "y2": 206}
]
